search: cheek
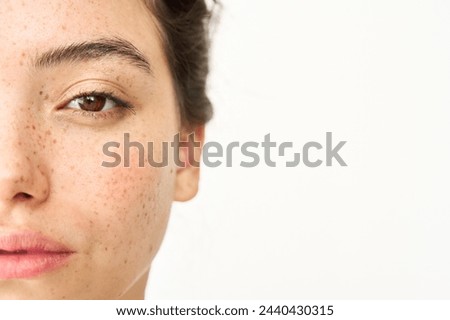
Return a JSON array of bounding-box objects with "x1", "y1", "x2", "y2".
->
[
  {"x1": 93, "y1": 166, "x2": 164, "y2": 252},
  {"x1": 48, "y1": 139, "x2": 175, "y2": 287},
  {"x1": 87, "y1": 161, "x2": 174, "y2": 263},
  {"x1": 93, "y1": 164, "x2": 174, "y2": 287}
]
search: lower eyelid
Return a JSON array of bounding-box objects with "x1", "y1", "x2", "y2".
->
[{"x1": 68, "y1": 108, "x2": 125, "y2": 120}]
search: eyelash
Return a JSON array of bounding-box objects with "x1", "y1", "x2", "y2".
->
[{"x1": 64, "y1": 90, "x2": 136, "y2": 119}]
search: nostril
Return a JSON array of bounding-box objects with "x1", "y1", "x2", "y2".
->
[{"x1": 13, "y1": 192, "x2": 33, "y2": 200}]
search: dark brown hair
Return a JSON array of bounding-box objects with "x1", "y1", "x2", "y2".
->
[{"x1": 145, "y1": 0, "x2": 217, "y2": 128}]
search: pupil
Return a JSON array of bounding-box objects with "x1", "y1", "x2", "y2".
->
[{"x1": 79, "y1": 96, "x2": 106, "y2": 112}]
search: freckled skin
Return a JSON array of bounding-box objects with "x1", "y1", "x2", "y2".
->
[{"x1": 0, "y1": 0, "x2": 202, "y2": 299}]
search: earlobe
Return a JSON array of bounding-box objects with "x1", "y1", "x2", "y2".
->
[
  {"x1": 174, "y1": 166, "x2": 200, "y2": 202},
  {"x1": 174, "y1": 126, "x2": 204, "y2": 202}
]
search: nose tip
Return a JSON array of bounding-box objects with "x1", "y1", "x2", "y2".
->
[{"x1": 0, "y1": 157, "x2": 50, "y2": 210}]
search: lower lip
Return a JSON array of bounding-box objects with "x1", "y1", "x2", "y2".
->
[{"x1": 0, "y1": 252, "x2": 73, "y2": 279}]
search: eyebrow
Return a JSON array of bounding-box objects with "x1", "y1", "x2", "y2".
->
[{"x1": 34, "y1": 37, "x2": 153, "y2": 75}]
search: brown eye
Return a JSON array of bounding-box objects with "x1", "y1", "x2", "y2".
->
[
  {"x1": 75, "y1": 95, "x2": 106, "y2": 112},
  {"x1": 66, "y1": 94, "x2": 117, "y2": 112}
]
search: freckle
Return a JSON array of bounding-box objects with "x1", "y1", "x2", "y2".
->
[
  {"x1": 46, "y1": 130, "x2": 51, "y2": 136},
  {"x1": 32, "y1": 125, "x2": 36, "y2": 130},
  {"x1": 44, "y1": 94, "x2": 49, "y2": 100},
  {"x1": 39, "y1": 91, "x2": 43, "y2": 96},
  {"x1": 124, "y1": 259, "x2": 128, "y2": 264},
  {"x1": 53, "y1": 139, "x2": 57, "y2": 144},
  {"x1": 70, "y1": 165, "x2": 75, "y2": 170}
]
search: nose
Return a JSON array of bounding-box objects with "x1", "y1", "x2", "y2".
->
[{"x1": 0, "y1": 118, "x2": 50, "y2": 211}]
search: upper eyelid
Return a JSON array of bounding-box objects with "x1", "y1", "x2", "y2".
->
[
  {"x1": 60, "y1": 87, "x2": 132, "y2": 107},
  {"x1": 58, "y1": 78, "x2": 133, "y2": 101},
  {"x1": 70, "y1": 90, "x2": 116, "y2": 101}
]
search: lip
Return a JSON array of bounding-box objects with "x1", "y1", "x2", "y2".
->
[{"x1": 0, "y1": 231, "x2": 74, "y2": 279}]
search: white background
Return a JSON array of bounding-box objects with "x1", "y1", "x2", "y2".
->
[{"x1": 147, "y1": 0, "x2": 450, "y2": 299}]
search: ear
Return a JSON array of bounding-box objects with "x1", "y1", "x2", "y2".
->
[{"x1": 174, "y1": 126, "x2": 205, "y2": 202}]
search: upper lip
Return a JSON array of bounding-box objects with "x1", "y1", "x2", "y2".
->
[{"x1": 0, "y1": 231, "x2": 73, "y2": 254}]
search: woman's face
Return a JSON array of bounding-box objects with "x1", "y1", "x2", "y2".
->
[{"x1": 0, "y1": 0, "x2": 199, "y2": 299}]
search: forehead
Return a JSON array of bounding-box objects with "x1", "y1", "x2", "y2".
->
[{"x1": 0, "y1": 0, "x2": 160, "y2": 65}]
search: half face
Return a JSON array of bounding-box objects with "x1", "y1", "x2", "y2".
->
[{"x1": 0, "y1": 0, "x2": 199, "y2": 299}]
